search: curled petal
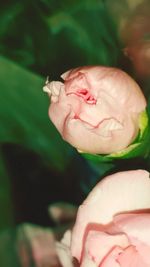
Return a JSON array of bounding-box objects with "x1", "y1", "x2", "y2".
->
[{"x1": 81, "y1": 229, "x2": 128, "y2": 266}]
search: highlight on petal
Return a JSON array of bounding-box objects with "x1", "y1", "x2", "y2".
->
[
  {"x1": 56, "y1": 230, "x2": 73, "y2": 267},
  {"x1": 43, "y1": 81, "x2": 64, "y2": 103}
]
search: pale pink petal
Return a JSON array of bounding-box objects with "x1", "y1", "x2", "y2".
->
[
  {"x1": 56, "y1": 230, "x2": 73, "y2": 267},
  {"x1": 100, "y1": 246, "x2": 123, "y2": 267},
  {"x1": 117, "y1": 245, "x2": 149, "y2": 267},
  {"x1": 61, "y1": 66, "x2": 146, "y2": 112},
  {"x1": 113, "y1": 213, "x2": 150, "y2": 264},
  {"x1": 64, "y1": 114, "x2": 137, "y2": 154},
  {"x1": 81, "y1": 229, "x2": 128, "y2": 266},
  {"x1": 71, "y1": 170, "x2": 150, "y2": 260},
  {"x1": 49, "y1": 88, "x2": 71, "y2": 134},
  {"x1": 64, "y1": 72, "x2": 90, "y2": 95},
  {"x1": 80, "y1": 256, "x2": 97, "y2": 267},
  {"x1": 114, "y1": 213, "x2": 150, "y2": 246}
]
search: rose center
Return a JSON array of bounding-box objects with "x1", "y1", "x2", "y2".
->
[
  {"x1": 67, "y1": 89, "x2": 97, "y2": 104},
  {"x1": 77, "y1": 89, "x2": 96, "y2": 104}
]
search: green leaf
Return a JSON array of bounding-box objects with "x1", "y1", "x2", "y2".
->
[
  {"x1": 0, "y1": 0, "x2": 121, "y2": 76},
  {"x1": 0, "y1": 56, "x2": 73, "y2": 171},
  {"x1": 0, "y1": 56, "x2": 75, "y2": 231},
  {"x1": 0, "y1": 229, "x2": 19, "y2": 267}
]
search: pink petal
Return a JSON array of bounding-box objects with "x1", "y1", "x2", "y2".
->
[
  {"x1": 61, "y1": 66, "x2": 146, "y2": 113},
  {"x1": 100, "y1": 246, "x2": 123, "y2": 267},
  {"x1": 81, "y1": 229, "x2": 128, "y2": 266},
  {"x1": 64, "y1": 115, "x2": 137, "y2": 154},
  {"x1": 117, "y1": 245, "x2": 149, "y2": 267},
  {"x1": 71, "y1": 170, "x2": 150, "y2": 260},
  {"x1": 114, "y1": 213, "x2": 150, "y2": 246},
  {"x1": 113, "y1": 213, "x2": 150, "y2": 264}
]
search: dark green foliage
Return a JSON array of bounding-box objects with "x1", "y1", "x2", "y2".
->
[
  {"x1": 0, "y1": 0, "x2": 123, "y2": 232},
  {"x1": 0, "y1": 0, "x2": 122, "y2": 76}
]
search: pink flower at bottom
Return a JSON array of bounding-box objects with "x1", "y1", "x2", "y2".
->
[
  {"x1": 70, "y1": 170, "x2": 150, "y2": 267},
  {"x1": 80, "y1": 213, "x2": 150, "y2": 267}
]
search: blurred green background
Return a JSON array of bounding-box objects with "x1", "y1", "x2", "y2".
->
[
  {"x1": 0, "y1": 0, "x2": 149, "y2": 265},
  {"x1": 0, "y1": 0, "x2": 121, "y2": 229}
]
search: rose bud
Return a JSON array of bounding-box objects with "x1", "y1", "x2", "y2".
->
[
  {"x1": 70, "y1": 169, "x2": 150, "y2": 267},
  {"x1": 44, "y1": 66, "x2": 146, "y2": 155}
]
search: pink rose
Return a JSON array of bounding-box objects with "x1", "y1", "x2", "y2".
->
[
  {"x1": 44, "y1": 66, "x2": 146, "y2": 154},
  {"x1": 70, "y1": 170, "x2": 150, "y2": 266}
]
